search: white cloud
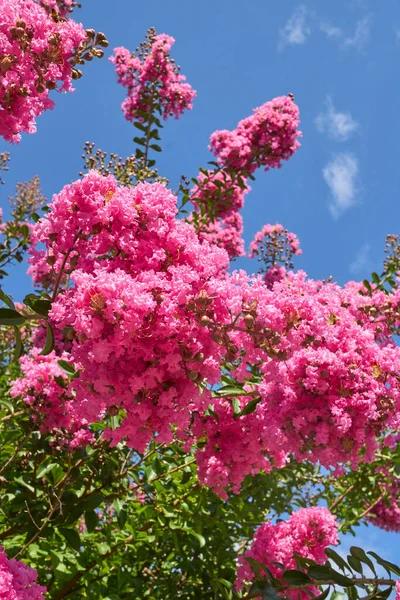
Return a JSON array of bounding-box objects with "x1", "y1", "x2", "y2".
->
[
  {"x1": 323, "y1": 153, "x2": 359, "y2": 219},
  {"x1": 279, "y1": 6, "x2": 311, "y2": 49},
  {"x1": 315, "y1": 97, "x2": 358, "y2": 142},
  {"x1": 320, "y1": 21, "x2": 342, "y2": 39},
  {"x1": 349, "y1": 243, "x2": 371, "y2": 275},
  {"x1": 344, "y1": 15, "x2": 373, "y2": 52}
]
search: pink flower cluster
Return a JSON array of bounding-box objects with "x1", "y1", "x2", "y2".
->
[
  {"x1": 396, "y1": 580, "x2": 400, "y2": 600},
  {"x1": 209, "y1": 95, "x2": 301, "y2": 174},
  {"x1": 110, "y1": 32, "x2": 196, "y2": 123},
  {"x1": 249, "y1": 223, "x2": 302, "y2": 280},
  {"x1": 194, "y1": 270, "x2": 400, "y2": 496},
  {"x1": 190, "y1": 171, "x2": 250, "y2": 220},
  {"x1": 27, "y1": 171, "x2": 229, "y2": 450},
  {"x1": 193, "y1": 212, "x2": 245, "y2": 259},
  {"x1": 0, "y1": 0, "x2": 86, "y2": 142},
  {"x1": 10, "y1": 349, "x2": 94, "y2": 448},
  {"x1": 236, "y1": 507, "x2": 339, "y2": 598},
  {"x1": 366, "y1": 468, "x2": 400, "y2": 532},
  {"x1": 0, "y1": 546, "x2": 46, "y2": 599},
  {"x1": 21, "y1": 172, "x2": 400, "y2": 496}
]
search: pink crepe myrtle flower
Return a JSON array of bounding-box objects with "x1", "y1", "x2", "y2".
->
[
  {"x1": 110, "y1": 29, "x2": 195, "y2": 123},
  {"x1": 0, "y1": 0, "x2": 87, "y2": 142}
]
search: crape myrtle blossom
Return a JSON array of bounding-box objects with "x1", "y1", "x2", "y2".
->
[
  {"x1": 236, "y1": 507, "x2": 339, "y2": 599},
  {"x1": 366, "y1": 467, "x2": 400, "y2": 532},
  {"x1": 192, "y1": 211, "x2": 246, "y2": 259},
  {"x1": 190, "y1": 170, "x2": 250, "y2": 220},
  {"x1": 21, "y1": 171, "x2": 400, "y2": 496},
  {"x1": 110, "y1": 30, "x2": 196, "y2": 123},
  {"x1": 0, "y1": 546, "x2": 46, "y2": 599},
  {"x1": 27, "y1": 170, "x2": 229, "y2": 451},
  {"x1": 249, "y1": 223, "x2": 302, "y2": 269},
  {"x1": 0, "y1": 0, "x2": 87, "y2": 142},
  {"x1": 209, "y1": 95, "x2": 301, "y2": 175},
  {"x1": 194, "y1": 270, "x2": 400, "y2": 496}
]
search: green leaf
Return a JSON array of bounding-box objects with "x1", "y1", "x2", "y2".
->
[
  {"x1": 59, "y1": 528, "x2": 81, "y2": 552},
  {"x1": 367, "y1": 552, "x2": 400, "y2": 577},
  {"x1": 0, "y1": 289, "x2": 15, "y2": 309},
  {"x1": 282, "y1": 570, "x2": 312, "y2": 586},
  {"x1": 216, "y1": 385, "x2": 248, "y2": 396},
  {"x1": 57, "y1": 359, "x2": 76, "y2": 375},
  {"x1": 307, "y1": 565, "x2": 333, "y2": 581},
  {"x1": 349, "y1": 547, "x2": 375, "y2": 574},
  {"x1": 150, "y1": 143, "x2": 162, "y2": 152},
  {"x1": 236, "y1": 396, "x2": 262, "y2": 417},
  {"x1": 13, "y1": 326, "x2": 23, "y2": 360},
  {"x1": 117, "y1": 509, "x2": 128, "y2": 529},
  {"x1": 316, "y1": 587, "x2": 331, "y2": 600},
  {"x1": 371, "y1": 272, "x2": 380, "y2": 284},
  {"x1": 347, "y1": 555, "x2": 363, "y2": 575},
  {"x1": 331, "y1": 593, "x2": 346, "y2": 600},
  {"x1": 328, "y1": 569, "x2": 354, "y2": 587},
  {"x1": 37, "y1": 462, "x2": 58, "y2": 479},
  {"x1": 84, "y1": 510, "x2": 99, "y2": 533},
  {"x1": 325, "y1": 548, "x2": 350, "y2": 573},
  {"x1": 39, "y1": 323, "x2": 54, "y2": 356},
  {"x1": 0, "y1": 308, "x2": 25, "y2": 326}
]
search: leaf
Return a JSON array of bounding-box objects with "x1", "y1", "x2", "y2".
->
[
  {"x1": 37, "y1": 462, "x2": 58, "y2": 479},
  {"x1": 307, "y1": 565, "x2": 333, "y2": 581},
  {"x1": 367, "y1": 552, "x2": 400, "y2": 577},
  {"x1": 0, "y1": 308, "x2": 25, "y2": 326},
  {"x1": 0, "y1": 289, "x2": 15, "y2": 309},
  {"x1": 150, "y1": 144, "x2": 162, "y2": 152},
  {"x1": 330, "y1": 593, "x2": 345, "y2": 600},
  {"x1": 325, "y1": 548, "x2": 350, "y2": 572},
  {"x1": 59, "y1": 528, "x2": 81, "y2": 552},
  {"x1": 328, "y1": 569, "x2": 354, "y2": 587},
  {"x1": 282, "y1": 570, "x2": 312, "y2": 586},
  {"x1": 83, "y1": 492, "x2": 105, "y2": 512},
  {"x1": 57, "y1": 359, "x2": 76, "y2": 375},
  {"x1": 117, "y1": 509, "x2": 128, "y2": 529},
  {"x1": 39, "y1": 323, "x2": 54, "y2": 356},
  {"x1": 216, "y1": 385, "x2": 248, "y2": 396},
  {"x1": 371, "y1": 272, "x2": 380, "y2": 284},
  {"x1": 13, "y1": 326, "x2": 23, "y2": 360},
  {"x1": 84, "y1": 510, "x2": 99, "y2": 533},
  {"x1": 189, "y1": 531, "x2": 205, "y2": 547},
  {"x1": 349, "y1": 547, "x2": 375, "y2": 574},
  {"x1": 347, "y1": 556, "x2": 363, "y2": 575},
  {"x1": 236, "y1": 396, "x2": 262, "y2": 417},
  {"x1": 316, "y1": 587, "x2": 331, "y2": 600}
]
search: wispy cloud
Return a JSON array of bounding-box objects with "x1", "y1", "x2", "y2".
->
[
  {"x1": 323, "y1": 153, "x2": 360, "y2": 219},
  {"x1": 344, "y1": 15, "x2": 373, "y2": 52},
  {"x1": 315, "y1": 97, "x2": 358, "y2": 142},
  {"x1": 349, "y1": 243, "x2": 371, "y2": 275},
  {"x1": 319, "y1": 21, "x2": 342, "y2": 40},
  {"x1": 279, "y1": 6, "x2": 311, "y2": 49}
]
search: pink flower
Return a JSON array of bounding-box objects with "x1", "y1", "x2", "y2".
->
[
  {"x1": 110, "y1": 30, "x2": 195, "y2": 123},
  {"x1": 210, "y1": 95, "x2": 301, "y2": 174},
  {"x1": 236, "y1": 507, "x2": 339, "y2": 599},
  {"x1": 0, "y1": 0, "x2": 87, "y2": 142},
  {"x1": 0, "y1": 546, "x2": 46, "y2": 599}
]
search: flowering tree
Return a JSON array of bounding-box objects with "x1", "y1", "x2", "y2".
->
[{"x1": 0, "y1": 3, "x2": 400, "y2": 599}]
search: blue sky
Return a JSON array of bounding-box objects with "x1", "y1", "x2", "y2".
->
[{"x1": 1, "y1": 0, "x2": 399, "y2": 562}]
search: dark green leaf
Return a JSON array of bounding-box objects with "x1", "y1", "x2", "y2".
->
[
  {"x1": 367, "y1": 552, "x2": 400, "y2": 577},
  {"x1": 13, "y1": 326, "x2": 23, "y2": 360},
  {"x1": 59, "y1": 528, "x2": 81, "y2": 552},
  {"x1": 325, "y1": 548, "x2": 350, "y2": 573},
  {"x1": 40, "y1": 323, "x2": 54, "y2": 356},
  {"x1": 0, "y1": 308, "x2": 25, "y2": 326},
  {"x1": 57, "y1": 359, "x2": 76, "y2": 375},
  {"x1": 282, "y1": 570, "x2": 312, "y2": 586},
  {"x1": 84, "y1": 510, "x2": 99, "y2": 533},
  {"x1": 349, "y1": 547, "x2": 375, "y2": 574},
  {"x1": 0, "y1": 289, "x2": 15, "y2": 309},
  {"x1": 236, "y1": 396, "x2": 262, "y2": 417},
  {"x1": 347, "y1": 556, "x2": 363, "y2": 575},
  {"x1": 307, "y1": 566, "x2": 333, "y2": 581}
]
